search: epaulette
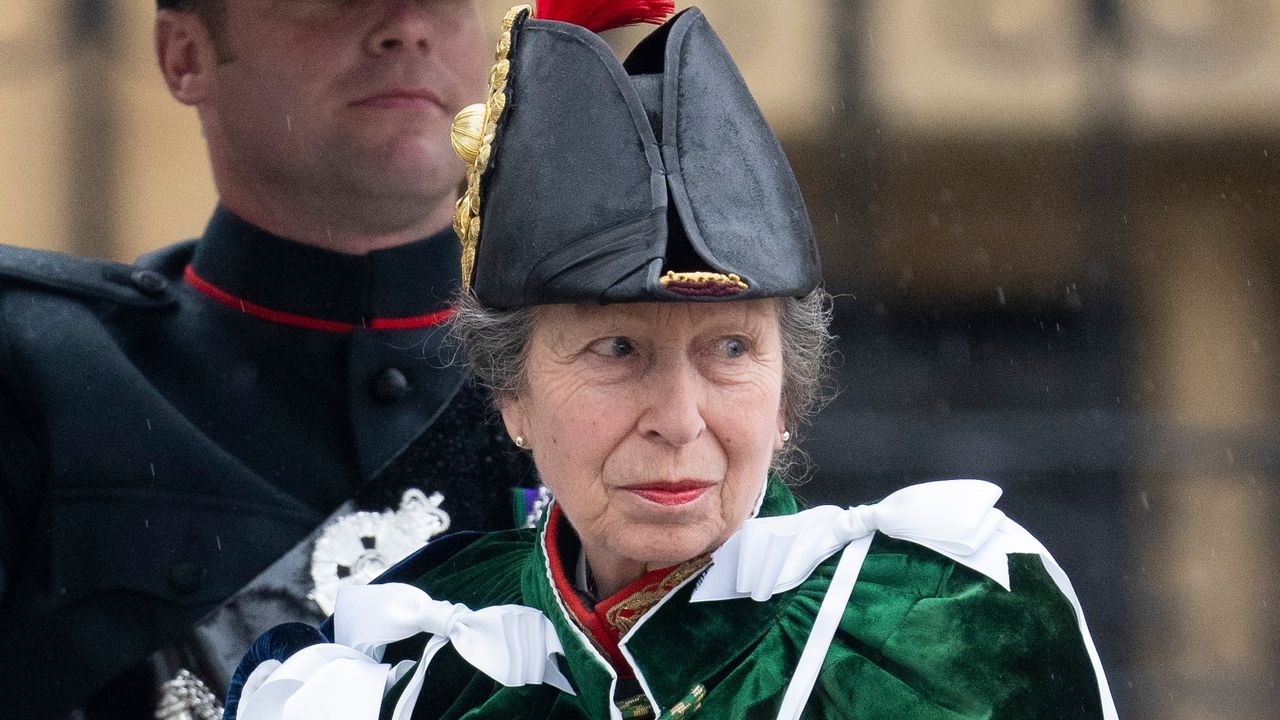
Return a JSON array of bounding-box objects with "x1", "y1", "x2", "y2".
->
[{"x1": 0, "y1": 244, "x2": 177, "y2": 308}]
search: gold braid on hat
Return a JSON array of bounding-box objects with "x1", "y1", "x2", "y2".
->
[{"x1": 450, "y1": 5, "x2": 528, "y2": 291}]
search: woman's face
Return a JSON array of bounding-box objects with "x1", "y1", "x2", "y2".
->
[{"x1": 500, "y1": 300, "x2": 786, "y2": 590}]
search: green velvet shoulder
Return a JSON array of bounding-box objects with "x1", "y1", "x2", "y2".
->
[
  {"x1": 663, "y1": 535, "x2": 1104, "y2": 719},
  {"x1": 817, "y1": 536, "x2": 1103, "y2": 719},
  {"x1": 413, "y1": 528, "x2": 537, "y2": 607}
]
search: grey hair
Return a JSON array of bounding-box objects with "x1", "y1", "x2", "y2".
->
[
  {"x1": 448, "y1": 288, "x2": 836, "y2": 482},
  {"x1": 448, "y1": 291, "x2": 538, "y2": 402},
  {"x1": 773, "y1": 287, "x2": 836, "y2": 482}
]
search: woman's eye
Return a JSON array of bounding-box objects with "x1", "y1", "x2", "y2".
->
[
  {"x1": 589, "y1": 337, "x2": 636, "y2": 358},
  {"x1": 718, "y1": 337, "x2": 748, "y2": 359}
]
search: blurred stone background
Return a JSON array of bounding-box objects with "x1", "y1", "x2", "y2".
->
[{"x1": 3, "y1": 1, "x2": 1279, "y2": 717}]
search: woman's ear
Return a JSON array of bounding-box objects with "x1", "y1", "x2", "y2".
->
[
  {"x1": 498, "y1": 396, "x2": 529, "y2": 449},
  {"x1": 155, "y1": 9, "x2": 218, "y2": 105}
]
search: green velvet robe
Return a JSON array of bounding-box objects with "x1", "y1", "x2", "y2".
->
[{"x1": 385, "y1": 480, "x2": 1106, "y2": 720}]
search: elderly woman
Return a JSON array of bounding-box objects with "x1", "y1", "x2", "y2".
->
[{"x1": 225, "y1": 3, "x2": 1117, "y2": 719}]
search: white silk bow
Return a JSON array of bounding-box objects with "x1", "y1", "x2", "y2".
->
[
  {"x1": 692, "y1": 479, "x2": 1010, "y2": 603},
  {"x1": 689, "y1": 479, "x2": 1118, "y2": 720},
  {"x1": 238, "y1": 583, "x2": 574, "y2": 720}
]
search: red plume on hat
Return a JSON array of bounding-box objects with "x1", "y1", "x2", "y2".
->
[{"x1": 534, "y1": 0, "x2": 675, "y2": 33}]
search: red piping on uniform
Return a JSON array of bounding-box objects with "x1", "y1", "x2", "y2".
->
[{"x1": 183, "y1": 265, "x2": 453, "y2": 332}]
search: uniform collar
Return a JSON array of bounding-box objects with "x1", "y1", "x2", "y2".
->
[{"x1": 187, "y1": 206, "x2": 460, "y2": 330}]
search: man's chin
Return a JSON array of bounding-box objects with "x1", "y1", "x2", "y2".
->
[
  {"x1": 338, "y1": 158, "x2": 457, "y2": 202},
  {"x1": 360, "y1": 146, "x2": 457, "y2": 190}
]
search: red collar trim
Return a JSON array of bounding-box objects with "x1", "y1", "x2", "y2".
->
[
  {"x1": 544, "y1": 505, "x2": 708, "y2": 679},
  {"x1": 183, "y1": 265, "x2": 453, "y2": 332},
  {"x1": 545, "y1": 504, "x2": 633, "y2": 674}
]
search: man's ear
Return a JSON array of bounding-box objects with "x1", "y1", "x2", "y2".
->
[{"x1": 155, "y1": 9, "x2": 218, "y2": 106}]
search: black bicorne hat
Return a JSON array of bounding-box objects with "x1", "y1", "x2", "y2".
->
[{"x1": 451, "y1": 2, "x2": 821, "y2": 308}]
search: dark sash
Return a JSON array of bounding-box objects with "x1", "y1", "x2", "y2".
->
[{"x1": 149, "y1": 499, "x2": 355, "y2": 720}]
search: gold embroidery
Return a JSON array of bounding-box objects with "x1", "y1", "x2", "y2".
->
[
  {"x1": 617, "y1": 693, "x2": 656, "y2": 719},
  {"x1": 450, "y1": 5, "x2": 530, "y2": 290},
  {"x1": 603, "y1": 555, "x2": 711, "y2": 636},
  {"x1": 658, "y1": 684, "x2": 707, "y2": 720},
  {"x1": 659, "y1": 271, "x2": 749, "y2": 297},
  {"x1": 615, "y1": 683, "x2": 707, "y2": 720}
]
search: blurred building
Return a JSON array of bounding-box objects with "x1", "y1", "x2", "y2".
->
[{"x1": 3, "y1": 1, "x2": 1279, "y2": 717}]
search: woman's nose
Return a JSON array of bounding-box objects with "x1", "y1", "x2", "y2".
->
[{"x1": 637, "y1": 364, "x2": 706, "y2": 448}]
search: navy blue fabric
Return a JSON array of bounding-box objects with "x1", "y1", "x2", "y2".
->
[{"x1": 222, "y1": 623, "x2": 328, "y2": 720}]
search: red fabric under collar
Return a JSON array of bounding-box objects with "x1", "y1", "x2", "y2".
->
[
  {"x1": 544, "y1": 505, "x2": 709, "y2": 678},
  {"x1": 183, "y1": 265, "x2": 453, "y2": 332}
]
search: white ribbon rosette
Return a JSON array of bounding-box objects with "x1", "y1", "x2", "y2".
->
[
  {"x1": 692, "y1": 479, "x2": 1118, "y2": 720},
  {"x1": 238, "y1": 583, "x2": 573, "y2": 720}
]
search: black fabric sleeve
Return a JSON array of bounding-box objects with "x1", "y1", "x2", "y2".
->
[{"x1": 0, "y1": 312, "x2": 45, "y2": 603}]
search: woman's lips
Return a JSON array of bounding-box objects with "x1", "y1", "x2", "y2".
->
[{"x1": 623, "y1": 481, "x2": 713, "y2": 506}]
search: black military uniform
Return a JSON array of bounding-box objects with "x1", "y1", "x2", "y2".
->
[{"x1": 0, "y1": 207, "x2": 534, "y2": 720}]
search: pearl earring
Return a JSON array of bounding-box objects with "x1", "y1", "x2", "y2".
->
[
  {"x1": 781, "y1": 430, "x2": 791, "y2": 443},
  {"x1": 514, "y1": 435, "x2": 526, "y2": 448}
]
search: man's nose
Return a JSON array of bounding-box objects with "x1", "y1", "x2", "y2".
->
[
  {"x1": 366, "y1": 1, "x2": 436, "y2": 55},
  {"x1": 637, "y1": 362, "x2": 707, "y2": 448}
]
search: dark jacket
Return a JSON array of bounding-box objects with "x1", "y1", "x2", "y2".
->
[{"x1": 0, "y1": 208, "x2": 533, "y2": 719}]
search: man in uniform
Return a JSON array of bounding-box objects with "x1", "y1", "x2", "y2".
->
[{"x1": 0, "y1": 1, "x2": 537, "y2": 718}]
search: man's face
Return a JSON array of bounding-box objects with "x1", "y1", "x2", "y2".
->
[{"x1": 201, "y1": 0, "x2": 487, "y2": 232}]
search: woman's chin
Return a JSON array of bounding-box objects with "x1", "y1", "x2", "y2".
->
[{"x1": 611, "y1": 526, "x2": 721, "y2": 571}]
